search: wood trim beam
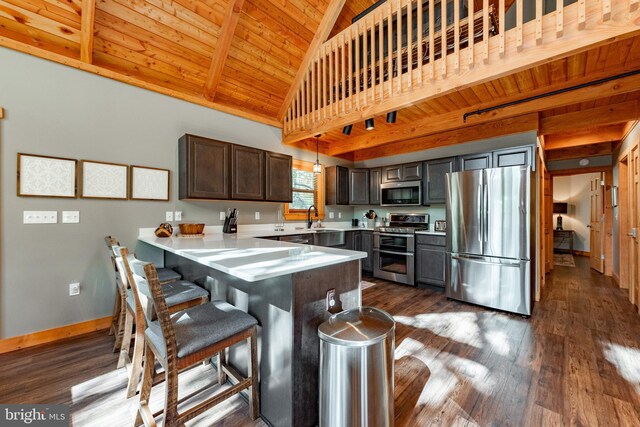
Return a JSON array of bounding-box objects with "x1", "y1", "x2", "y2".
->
[
  {"x1": 540, "y1": 99, "x2": 640, "y2": 135},
  {"x1": 284, "y1": 0, "x2": 640, "y2": 142},
  {"x1": 80, "y1": 0, "x2": 96, "y2": 64},
  {"x1": 0, "y1": 107, "x2": 4, "y2": 119},
  {"x1": 545, "y1": 124, "x2": 625, "y2": 149},
  {"x1": 351, "y1": 114, "x2": 538, "y2": 161},
  {"x1": 277, "y1": 0, "x2": 347, "y2": 120},
  {"x1": 0, "y1": 316, "x2": 111, "y2": 354},
  {"x1": 204, "y1": 0, "x2": 245, "y2": 101},
  {"x1": 0, "y1": 36, "x2": 282, "y2": 128},
  {"x1": 320, "y1": 72, "x2": 640, "y2": 157},
  {"x1": 549, "y1": 165, "x2": 611, "y2": 176},
  {"x1": 545, "y1": 142, "x2": 612, "y2": 161}
]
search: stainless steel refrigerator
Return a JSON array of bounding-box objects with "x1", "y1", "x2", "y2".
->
[{"x1": 445, "y1": 166, "x2": 534, "y2": 316}]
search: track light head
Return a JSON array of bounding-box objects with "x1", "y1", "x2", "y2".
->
[
  {"x1": 386, "y1": 111, "x2": 397, "y2": 123},
  {"x1": 342, "y1": 124, "x2": 353, "y2": 135},
  {"x1": 365, "y1": 118, "x2": 374, "y2": 130}
]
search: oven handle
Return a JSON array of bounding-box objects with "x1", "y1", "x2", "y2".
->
[
  {"x1": 375, "y1": 233, "x2": 415, "y2": 238},
  {"x1": 373, "y1": 249, "x2": 415, "y2": 257}
]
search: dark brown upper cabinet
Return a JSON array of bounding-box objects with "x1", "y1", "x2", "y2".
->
[
  {"x1": 382, "y1": 162, "x2": 422, "y2": 183},
  {"x1": 349, "y1": 169, "x2": 370, "y2": 205},
  {"x1": 423, "y1": 157, "x2": 455, "y2": 205},
  {"x1": 326, "y1": 166, "x2": 350, "y2": 205},
  {"x1": 179, "y1": 134, "x2": 230, "y2": 200},
  {"x1": 231, "y1": 145, "x2": 265, "y2": 201},
  {"x1": 458, "y1": 153, "x2": 492, "y2": 171},
  {"x1": 265, "y1": 152, "x2": 293, "y2": 202},
  {"x1": 369, "y1": 168, "x2": 381, "y2": 205},
  {"x1": 493, "y1": 146, "x2": 533, "y2": 170},
  {"x1": 382, "y1": 165, "x2": 402, "y2": 183}
]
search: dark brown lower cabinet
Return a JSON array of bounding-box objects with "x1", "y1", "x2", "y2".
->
[
  {"x1": 231, "y1": 145, "x2": 265, "y2": 200},
  {"x1": 416, "y1": 234, "x2": 446, "y2": 288},
  {"x1": 361, "y1": 231, "x2": 373, "y2": 272}
]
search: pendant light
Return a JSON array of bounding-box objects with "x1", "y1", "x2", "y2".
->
[{"x1": 313, "y1": 134, "x2": 322, "y2": 174}]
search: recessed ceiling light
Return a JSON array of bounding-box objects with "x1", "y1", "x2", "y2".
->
[{"x1": 579, "y1": 158, "x2": 590, "y2": 166}]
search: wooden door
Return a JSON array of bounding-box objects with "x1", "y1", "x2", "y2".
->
[
  {"x1": 589, "y1": 176, "x2": 605, "y2": 273},
  {"x1": 632, "y1": 147, "x2": 640, "y2": 307},
  {"x1": 544, "y1": 170, "x2": 553, "y2": 272},
  {"x1": 618, "y1": 157, "x2": 630, "y2": 291}
]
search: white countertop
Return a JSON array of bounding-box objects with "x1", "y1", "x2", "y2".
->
[{"x1": 139, "y1": 230, "x2": 367, "y2": 282}]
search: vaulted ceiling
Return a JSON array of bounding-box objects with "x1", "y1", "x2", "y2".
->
[{"x1": 0, "y1": 0, "x2": 639, "y2": 161}]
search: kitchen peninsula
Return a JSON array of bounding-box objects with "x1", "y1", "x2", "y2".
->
[{"x1": 138, "y1": 230, "x2": 366, "y2": 427}]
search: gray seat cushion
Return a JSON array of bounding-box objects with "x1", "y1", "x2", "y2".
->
[
  {"x1": 156, "y1": 268, "x2": 182, "y2": 283},
  {"x1": 145, "y1": 301, "x2": 257, "y2": 359},
  {"x1": 162, "y1": 281, "x2": 209, "y2": 307}
]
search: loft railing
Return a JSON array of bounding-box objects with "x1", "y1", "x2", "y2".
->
[{"x1": 282, "y1": 0, "x2": 634, "y2": 138}]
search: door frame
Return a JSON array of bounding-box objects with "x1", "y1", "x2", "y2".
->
[
  {"x1": 618, "y1": 155, "x2": 629, "y2": 290},
  {"x1": 549, "y1": 166, "x2": 613, "y2": 276}
]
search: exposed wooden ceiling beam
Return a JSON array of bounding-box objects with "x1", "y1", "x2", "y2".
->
[
  {"x1": 320, "y1": 71, "x2": 640, "y2": 157},
  {"x1": 283, "y1": 1, "x2": 640, "y2": 143},
  {"x1": 0, "y1": 36, "x2": 282, "y2": 128},
  {"x1": 349, "y1": 114, "x2": 538, "y2": 161},
  {"x1": 0, "y1": 107, "x2": 4, "y2": 119},
  {"x1": 545, "y1": 124, "x2": 625, "y2": 150},
  {"x1": 277, "y1": 0, "x2": 347, "y2": 120},
  {"x1": 545, "y1": 142, "x2": 613, "y2": 161},
  {"x1": 204, "y1": 0, "x2": 246, "y2": 101},
  {"x1": 540, "y1": 99, "x2": 640, "y2": 135},
  {"x1": 80, "y1": 0, "x2": 96, "y2": 64}
]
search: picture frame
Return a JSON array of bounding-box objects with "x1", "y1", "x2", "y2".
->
[
  {"x1": 17, "y1": 153, "x2": 77, "y2": 198},
  {"x1": 130, "y1": 165, "x2": 170, "y2": 201},
  {"x1": 80, "y1": 160, "x2": 129, "y2": 199}
]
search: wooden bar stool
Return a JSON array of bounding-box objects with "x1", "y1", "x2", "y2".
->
[
  {"x1": 111, "y1": 246, "x2": 209, "y2": 398},
  {"x1": 125, "y1": 252, "x2": 259, "y2": 426}
]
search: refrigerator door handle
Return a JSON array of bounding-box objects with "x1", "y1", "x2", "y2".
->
[
  {"x1": 483, "y1": 181, "x2": 489, "y2": 243},
  {"x1": 477, "y1": 183, "x2": 483, "y2": 243},
  {"x1": 451, "y1": 254, "x2": 522, "y2": 267}
]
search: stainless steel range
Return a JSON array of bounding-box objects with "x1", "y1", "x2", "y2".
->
[{"x1": 373, "y1": 213, "x2": 429, "y2": 286}]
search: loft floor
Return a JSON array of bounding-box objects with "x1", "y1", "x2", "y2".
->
[{"x1": 0, "y1": 257, "x2": 638, "y2": 426}]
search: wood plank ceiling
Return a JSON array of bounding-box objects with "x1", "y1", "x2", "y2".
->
[{"x1": 0, "y1": 0, "x2": 638, "y2": 160}]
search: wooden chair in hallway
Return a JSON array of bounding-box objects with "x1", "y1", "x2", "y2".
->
[
  {"x1": 110, "y1": 245, "x2": 209, "y2": 398},
  {"x1": 124, "y1": 251, "x2": 259, "y2": 426},
  {"x1": 105, "y1": 236, "x2": 184, "y2": 353}
]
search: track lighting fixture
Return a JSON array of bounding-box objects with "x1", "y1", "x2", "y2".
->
[
  {"x1": 386, "y1": 111, "x2": 397, "y2": 123},
  {"x1": 365, "y1": 118, "x2": 374, "y2": 130},
  {"x1": 342, "y1": 124, "x2": 353, "y2": 135}
]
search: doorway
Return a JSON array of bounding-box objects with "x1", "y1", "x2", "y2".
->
[{"x1": 619, "y1": 149, "x2": 640, "y2": 309}]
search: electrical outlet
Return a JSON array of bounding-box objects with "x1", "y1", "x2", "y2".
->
[
  {"x1": 329, "y1": 212, "x2": 334, "y2": 219},
  {"x1": 174, "y1": 211, "x2": 182, "y2": 221},
  {"x1": 255, "y1": 211, "x2": 260, "y2": 220},
  {"x1": 338, "y1": 212, "x2": 342, "y2": 219},
  {"x1": 325, "y1": 289, "x2": 336, "y2": 311},
  {"x1": 69, "y1": 282, "x2": 80, "y2": 296},
  {"x1": 23, "y1": 211, "x2": 57, "y2": 224},
  {"x1": 166, "y1": 211, "x2": 174, "y2": 221},
  {"x1": 62, "y1": 211, "x2": 80, "y2": 223},
  {"x1": 220, "y1": 211, "x2": 226, "y2": 221}
]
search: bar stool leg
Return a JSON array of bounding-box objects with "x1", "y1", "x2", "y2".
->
[
  {"x1": 117, "y1": 309, "x2": 134, "y2": 369},
  {"x1": 248, "y1": 327, "x2": 259, "y2": 420},
  {"x1": 134, "y1": 345, "x2": 155, "y2": 427},
  {"x1": 126, "y1": 323, "x2": 145, "y2": 398}
]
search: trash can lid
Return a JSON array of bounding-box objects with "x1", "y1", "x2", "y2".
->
[{"x1": 318, "y1": 306, "x2": 395, "y2": 346}]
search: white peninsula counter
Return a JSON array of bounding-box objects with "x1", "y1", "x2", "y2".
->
[{"x1": 137, "y1": 230, "x2": 366, "y2": 427}]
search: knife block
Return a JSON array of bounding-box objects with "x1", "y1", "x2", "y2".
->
[{"x1": 223, "y1": 217, "x2": 237, "y2": 234}]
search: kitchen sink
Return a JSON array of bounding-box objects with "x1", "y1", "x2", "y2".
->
[{"x1": 312, "y1": 229, "x2": 345, "y2": 247}]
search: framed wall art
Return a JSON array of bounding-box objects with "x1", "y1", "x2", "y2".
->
[
  {"x1": 80, "y1": 160, "x2": 128, "y2": 199},
  {"x1": 130, "y1": 165, "x2": 170, "y2": 201},
  {"x1": 17, "y1": 153, "x2": 77, "y2": 198}
]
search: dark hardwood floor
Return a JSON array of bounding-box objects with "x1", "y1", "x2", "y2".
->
[{"x1": 1, "y1": 256, "x2": 639, "y2": 426}]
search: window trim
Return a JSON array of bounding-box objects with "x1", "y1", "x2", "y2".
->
[{"x1": 284, "y1": 159, "x2": 325, "y2": 221}]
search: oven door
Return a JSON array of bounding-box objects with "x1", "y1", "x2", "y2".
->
[{"x1": 373, "y1": 248, "x2": 415, "y2": 285}]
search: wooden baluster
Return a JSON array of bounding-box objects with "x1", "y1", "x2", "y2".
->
[
  {"x1": 408, "y1": 0, "x2": 413, "y2": 88},
  {"x1": 312, "y1": 59, "x2": 317, "y2": 121},
  {"x1": 349, "y1": 28, "x2": 354, "y2": 111},
  {"x1": 397, "y1": 0, "x2": 402, "y2": 92},
  {"x1": 429, "y1": 0, "x2": 435, "y2": 79},
  {"x1": 536, "y1": 0, "x2": 543, "y2": 44},
  {"x1": 306, "y1": 68, "x2": 311, "y2": 127},
  {"x1": 368, "y1": 16, "x2": 374, "y2": 103},
  {"x1": 362, "y1": 20, "x2": 368, "y2": 105},
  {"x1": 603, "y1": 0, "x2": 611, "y2": 20},
  {"x1": 333, "y1": 38, "x2": 338, "y2": 115},
  {"x1": 378, "y1": 10, "x2": 384, "y2": 100},
  {"x1": 417, "y1": 0, "x2": 423, "y2": 83},
  {"x1": 295, "y1": 89, "x2": 299, "y2": 131},
  {"x1": 556, "y1": 0, "x2": 564, "y2": 37},
  {"x1": 329, "y1": 38, "x2": 334, "y2": 116},
  {"x1": 483, "y1": 0, "x2": 489, "y2": 63},
  {"x1": 516, "y1": 0, "x2": 523, "y2": 51},
  {"x1": 441, "y1": 0, "x2": 447, "y2": 77},
  {"x1": 468, "y1": 0, "x2": 474, "y2": 68},
  {"x1": 388, "y1": 0, "x2": 393, "y2": 95},
  {"x1": 578, "y1": 0, "x2": 586, "y2": 30},
  {"x1": 287, "y1": 108, "x2": 291, "y2": 134},
  {"x1": 322, "y1": 44, "x2": 327, "y2": 120},
  {"x1": 499, "y1": 0, "x2": 505, "y2": 56},
  {"x1": 341, "y1": 34, "x2": 346, "y2": 113},
  {"x1": 355, "y1": 24, "x2": 361, "y2": 109},
  {"x1": 454, "y1": 0, "x2": 460, "y2": 72}
]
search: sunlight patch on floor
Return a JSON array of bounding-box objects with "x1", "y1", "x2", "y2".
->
[
  {"x1": 602, "y1": 342, "x2": 640, "y2": 394},
  {"x1": 484, "y1": 330, "x2": 511, "y2": 357},
  {"x1": 394, "y1": 312, "x2": 482, "y2": 349}
]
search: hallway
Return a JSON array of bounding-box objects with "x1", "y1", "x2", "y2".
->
[{"x1": 0, "y1": 258, "x2": 639, "y2": 426}]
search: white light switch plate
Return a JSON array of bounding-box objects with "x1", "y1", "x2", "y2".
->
[
  {"x1": 62, "y1": 211, "x2": 80, "y2": 223},
  {"x1": 23, "y1": 211, "x2": 57, "y2": 224},
  {"x1": 329, "y1": 212, "x2": 334, "y2": 219},
  {"x1": 255, "y1": 212, "x2": 260, "y2": 220},
  {"x1": 174, "y1": 211, "x2": 182, "y2": 221},
  {"x1": 166, "y1": 211, "x2": 174, "y2": 221},
  {"x1": 69, "y1": 282, "x2": 80, "y2": 296}
]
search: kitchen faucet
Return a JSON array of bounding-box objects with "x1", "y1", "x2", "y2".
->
[{"x1": 307, "y1": 205, "x2": 318, "y2": 229}]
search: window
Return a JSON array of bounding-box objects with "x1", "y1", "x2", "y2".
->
[{"x1": 284, "y1": 159, "x2": 325, "y2": 221}]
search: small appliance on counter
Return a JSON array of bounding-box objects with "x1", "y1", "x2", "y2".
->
[
  {"x1": 223, "y1": 208, "x2": 238, "y2": 233},
  {"x1": 434, "y1": 220, "x2": 446, "y2": 232}
]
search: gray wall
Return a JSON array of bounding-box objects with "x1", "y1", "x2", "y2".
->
[{"x1": 0, "y1": 47, "x2": 354, "y2": 338}]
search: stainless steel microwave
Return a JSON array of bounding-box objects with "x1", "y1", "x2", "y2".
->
[{"x1": 380, "y1": 181, "x2": 422, "y2": 206}]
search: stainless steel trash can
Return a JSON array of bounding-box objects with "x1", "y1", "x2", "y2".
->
[{"x1": 318, "y1": 306, "x2": 395, "y2": 427}]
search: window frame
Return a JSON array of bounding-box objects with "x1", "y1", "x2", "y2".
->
[{"x1": 284, "y1": 159, "x2": 325, "y2": 221}]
